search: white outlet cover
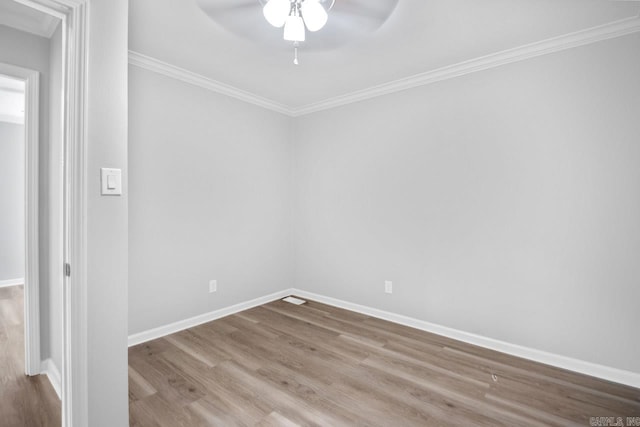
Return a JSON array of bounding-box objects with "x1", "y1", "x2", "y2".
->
[
  {"x1": 209, "y1": 280, "x2": 217, "y2": 293},
  {"x1": 385, "y1": 281, "x2": 393, "y2": 294}
]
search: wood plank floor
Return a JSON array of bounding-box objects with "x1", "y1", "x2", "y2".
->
[
  {"x1": 129, "y1": 297, "x2": 640, "y2": 426},
  {"x1": 0, "y1": 285, "x2": 61, "y2": 427}
]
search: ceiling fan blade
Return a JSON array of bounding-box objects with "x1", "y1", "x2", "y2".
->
[
  {"x1": 328, "y1": 10, "x2": 387, "y2": 33},
  {"x1": 196, "y1": 0, "x2": 261, "y2": 15},
  {"x1": 331, "y1": 0, "x2": 399, "y2": 22}
]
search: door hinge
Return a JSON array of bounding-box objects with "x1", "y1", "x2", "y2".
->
[{"x1": 65, "y1": 263, "x2": 71, "y2": 277}]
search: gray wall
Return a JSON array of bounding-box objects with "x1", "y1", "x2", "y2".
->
[
  {"x1": 0, "y1": 122, "x2": 25, "y2": 281},
  {"x1": 128, "y1": 65, "x2": 294, "y2": 335},
  {"x1": 85, "y1": 0, "x2": 129, "y2": 424},
  {"x1": 293, "y1": 34, "x2": 640, "y2": 374}
]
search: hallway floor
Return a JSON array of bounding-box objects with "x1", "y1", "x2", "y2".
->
[{"x1": 0, "y1": 285, "x2": 60, "y2": 426}]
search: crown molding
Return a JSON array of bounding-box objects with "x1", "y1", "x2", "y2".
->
[
  {"x1": 129, "y1": 15, "x2": 640, "y2": 117},
  {"x1": 128, "y1": 51, "x2": 295, "y2": 116},
  {"x1": 293, "y1": 15, "x2": 640, "y2": 116}
]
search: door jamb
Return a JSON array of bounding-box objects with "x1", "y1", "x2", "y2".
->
[{"x1": 13, "y1": 1, "x2": 90, "y2": 426}]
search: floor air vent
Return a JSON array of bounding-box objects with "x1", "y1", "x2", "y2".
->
[{"x1": 282, "y1": 296, "x2": 307, "y2": 305}]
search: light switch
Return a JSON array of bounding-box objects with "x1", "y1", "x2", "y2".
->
[
  {"x1": 107, "y1": 174, "x2": 116, "y2": 190},
  {"x1": 101, "y1": 168, "x2": 122, "y2": 196}
]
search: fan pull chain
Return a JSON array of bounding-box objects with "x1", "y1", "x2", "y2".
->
[{"x1": 293, "y1": 41, "x2": 299, "y2": 65}]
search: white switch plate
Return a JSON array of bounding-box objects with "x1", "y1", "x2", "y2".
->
[
  {"x1": 209, "y1": 280, "x2": 217, "y2": 293},
  {"x1": 101, "y1": 168, "x2": 122, "y2": 195},
  {"x1": 385, "y1": 280, "x2": 393, "y2": 294}
]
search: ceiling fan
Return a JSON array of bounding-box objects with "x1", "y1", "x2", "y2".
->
[{"x1": 195, "y1": 0, "x2": 399, "y2": 63}]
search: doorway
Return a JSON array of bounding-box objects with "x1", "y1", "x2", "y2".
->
[
  {"x1": 0, "y1": 67, "x2": 59, "y2": 423},
  {"x1": 0, "y1": 1, "x2": 64, "y2": 423},
  {"x1": 2, "y1": 0, "x2": 91, "y2": 425}
]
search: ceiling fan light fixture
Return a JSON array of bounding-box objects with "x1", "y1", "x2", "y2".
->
[
  {"x1": 301, "y1": 0, "x2": 328, "y2": 32},
  {"x1": 260, "y1": 0, "x2": 336, "y2": 63},
  {"x1": 284, "y1": 14, "x2": 306, "y2": 42},
  {"x1": 263, "y1": 0, "x2": 290, "y2": 28}
]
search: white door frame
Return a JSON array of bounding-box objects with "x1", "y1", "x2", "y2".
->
[
  {"x1": 0, "y1": 63, "x2": 40, "y2": 376},
  {"x1": 13, "y1": 1, "x2": 89, "y2": 426}
]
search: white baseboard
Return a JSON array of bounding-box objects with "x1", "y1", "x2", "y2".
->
[
  {"x1": 290, "y1": 288, "x2": 640, "y2": 389},
  {"x1": 0, "y1": 278, "x2": 24, "y2": 288},
  {"x1": 128, "y1": 289, "x2": 293, "y2": 347},
  {"x1": 126, "y1": 287, "x2": 640, "y2": 389},
  {"x1": 40, "y1": 358, "x2": 61, "y2": 399}
]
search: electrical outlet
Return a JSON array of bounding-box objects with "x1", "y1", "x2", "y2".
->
[
  {"x1": 209, "y1": 280, "x2": 217, "y2": 293},
  {"x1": 385, "y1": 280, "x2": 393, "y2": 294}
]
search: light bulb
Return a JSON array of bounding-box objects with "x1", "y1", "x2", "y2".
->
[
  {"x1": 263, "y1": 0, "x2": 290, "y2": 28},
  {"x1": 284, "y1": 14, "x2": 305, "y2": 42},
  {"x1": 301, "y1": 0, "x2": 328, "y2": 32}
]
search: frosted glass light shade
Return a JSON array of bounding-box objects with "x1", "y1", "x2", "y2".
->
[
  {"x1": 301, "y1": 0, "x2": 328, "y2": 32},
  {"x1": 263, "y1": 0, "x2": 290, "y2": 28},
  {"x1": 284, "y1": 14, "x2": 305, "y2": 41}
]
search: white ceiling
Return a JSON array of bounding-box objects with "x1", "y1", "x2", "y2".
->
[
  {"x1": 0, "y1": 74, "x2": 25, "y2": 124},
  {"x1": 0, "y1": 0, "x2": 60, "y2": 38},
  {"x1": 130, "y1": 0, "x2": 640, "y2": 109}
]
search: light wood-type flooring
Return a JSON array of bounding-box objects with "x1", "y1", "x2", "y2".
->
[
  {"x1": 0, "y1": 285, "x2": 61, "y2": 426},
  {"x1": 129, "y1": 297, "x2": 640, "y2": 426}
]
